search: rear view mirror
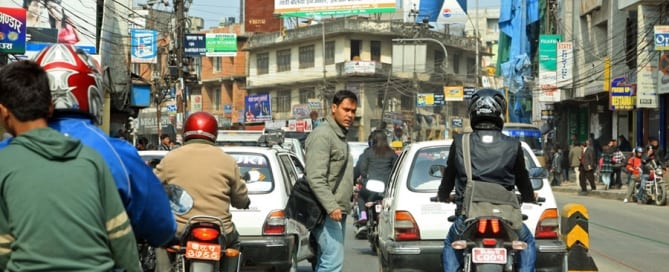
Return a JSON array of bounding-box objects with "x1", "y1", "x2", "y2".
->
[
  {"x1": 529, "y1": 167, "x2": 547, "y2": 179},
  {"x1": 429, "y1": 165, "x2": 446, "y2": 178},
  {"x1": 366, "y1": 179, "x2": 385, "y2": 193}
]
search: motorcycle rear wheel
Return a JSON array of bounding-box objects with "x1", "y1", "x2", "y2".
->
[{"x1": 655, "y1": 183, "x2": 666, "y2": 206}]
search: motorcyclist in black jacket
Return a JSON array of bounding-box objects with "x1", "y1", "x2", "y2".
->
[{"x1": 437, "y1": 88, "x2": 536, "y2": 272}]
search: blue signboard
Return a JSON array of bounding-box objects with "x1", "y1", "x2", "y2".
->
[
  {"x1": 245, "y1": 94, "x2": 272, "y2": 123},
  {"x1": 0, "y1": 7, "x2": 26, "y2": 54},
  {"x1": 184, "y1": 34, "x2": 206, "y2": 56},
  {"x1": 131, "y1": 29, "x2": 157, "y2": 64}
]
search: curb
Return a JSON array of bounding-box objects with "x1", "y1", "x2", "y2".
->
[{"x1": 550, "y1": 183, "x2": 626, "y2": 201}]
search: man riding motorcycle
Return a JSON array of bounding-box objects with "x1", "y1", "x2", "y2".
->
[
  {"x1": 0, "y1": 43, "x2": 177, "y2": 247},
  {"x1": 637, "y1": 145, "x2": 660, "y2": 203},
  {"x1": 155, "y1": 112, "x2": 251, "y2": 245},
  {"x1": 436, "y1": 88, "x2": 537, "y2": 272}
]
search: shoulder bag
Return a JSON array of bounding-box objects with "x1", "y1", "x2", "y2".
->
[
  {"x1": 461, "y1": 133, "x2": 523, "y2": 230},
  {"x1": 285, "y1": 145, "x2": 349, "y2": 230}
]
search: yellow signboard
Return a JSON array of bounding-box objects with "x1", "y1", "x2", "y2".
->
[{"x1": 444, "y1": 86, "x2": 464, "y2": 101}]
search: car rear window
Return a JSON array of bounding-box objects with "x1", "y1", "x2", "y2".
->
[
  {"x1": 408, "y1": 146, "x2": 449, "y2": 191},
  {"x1": 230, "y1": 153, "x2": 274, "y2": 194},
  {"x1": 407, "y1": 145, "x2": 543, "y2": 191}
]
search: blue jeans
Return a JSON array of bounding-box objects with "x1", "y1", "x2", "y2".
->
[
  {"x1": 636, "y1": 174, "x2": 650, "y2": 202},
  {"x1": 442, "y1": 215, "x2": 536, "y2": 272},
  {"x1": 312, "y1": 214, "x2": 347, "y2": 272}
]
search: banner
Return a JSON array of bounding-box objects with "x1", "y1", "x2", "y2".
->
[
  {"x1": 444, "y1": 86, "x2": 464, "y2": 101},
  {"x1": 538, "y1": 35, "x2": 561, "y2": 102},
  {"x1": 245, "y1": 94, "x2": 272, "y2": 123},
  {"x1": 556, "y1": 42, "x2": 573, "y2": 87},
  {"x1": 130, "y1": 29, "x2": 157, "y2": 63},
  {"x1": 206, "y1": 33, "x2": 237, "y2": 57},
  {"x1": 0, "y1": 7, "x2": 26, "y2": 54},
  {"x1": 636, "y1": 56, "x2": 658, "y2": 108},
  {"x1": 184, "y1": 34, "x2": 206, "y2": 56},
  {"x1": 275, "y1": 0, "x2": 396, "y2": 17},
  {"x1": 609, "y1": 76, "x2": 636, "y2": 111},
  {"x1": 659, "y1": 51, "x2": 669, "y2": 94},
  {"x1": 436, "y1": 0, "x2": 468, "y2": 25},
  {"x1": 417, "y1": 93, "x2": 435, "y2": 107}
]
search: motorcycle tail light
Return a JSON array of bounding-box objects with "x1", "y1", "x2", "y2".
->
[
  {"x1": 535, "y1": 208, "x2": 559, "y2": 239},
  {"x1": 490, "y1": 219, "x2": 500, "y2": 234},
  {"x1": 263, "y1": 210, "x2": 287, "y2": 235},
  {"x1": 477, "y1": 219, "x2": 488, "y2": 234},
  {"x1": 482, "y1": 238, "x2": 497, "y2": 246},
  {"x1": 512, "y1": 241, "x2": 528, "y2": 250},
  {"x1": 394, "y1": 211, "x2": 420, "y2": 241},
  {"x1": 451, "y1": 240, "x2": 467, "y2": 250},
  {"x1": 192, "y1": 227, "x2": 219, "y2": 241}
]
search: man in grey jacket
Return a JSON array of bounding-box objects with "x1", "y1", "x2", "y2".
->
[{"x1": 305, "y1": 90, "x2": 357, "y2": 272}]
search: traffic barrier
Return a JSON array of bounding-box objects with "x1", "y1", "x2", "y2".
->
[{"x1": 561, "y1": 203, "x2": 598, "y2": 271}]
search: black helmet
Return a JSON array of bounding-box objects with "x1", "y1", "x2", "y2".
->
[{"x1": 469, "y1": 88, "x2": 506, "y2": 129}]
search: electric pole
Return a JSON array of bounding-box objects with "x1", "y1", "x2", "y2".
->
[{"x1": 175, "y1": 0, "x2": 186, "y2": 135}]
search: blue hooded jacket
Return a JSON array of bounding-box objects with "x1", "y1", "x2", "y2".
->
[{"x1": 2, "y1": 116, "x2": 177, "y2": 246}]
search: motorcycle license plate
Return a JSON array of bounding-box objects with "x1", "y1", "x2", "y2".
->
[
  {"x1": 472, "y1": 248, "x2": 507, "y2": 264},
  {"x1": 185, "y1": 241, "x2": 221, "y2": 261},
  {"x1": 375, "y1": 204, "x2": 382, "y2": 213}
]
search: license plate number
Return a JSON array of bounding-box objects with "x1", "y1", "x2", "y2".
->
[
  {"x1": 472, "y1": 247, "x2": 507, "y2": 264},
  {"x1": 375, "y1": 204, "x2": 382, "y2": 213},
  {"x1": 186, "y1": 241, "x2": 221, "y2": 261}
]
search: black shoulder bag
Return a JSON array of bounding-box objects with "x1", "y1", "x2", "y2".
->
[{"x1": 285, "y1": 145, "x2": 349, "y2": 230}]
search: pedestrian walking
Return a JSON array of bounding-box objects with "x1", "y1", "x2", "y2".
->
[
  {"x1": 569, "y1": 141, "x2": 582, "y2": 185},
  {"x1": 600, "y1": 141, "x2": 614, "y2": 190},
  {"x1": 579, "y1": 140, "x2": 597, "y2": 194}
]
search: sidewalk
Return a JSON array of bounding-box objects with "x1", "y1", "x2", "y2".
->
[{"x1": 548, "y1": 174, "x2": 628, "y2": 201}]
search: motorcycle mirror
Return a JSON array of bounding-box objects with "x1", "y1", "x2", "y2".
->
[
  {"x1": 366, "y1": 179, "x2": 385, "y2": 193},
  {"x1": 429, "y1": 165, "x2": 446, "y2": 178}
]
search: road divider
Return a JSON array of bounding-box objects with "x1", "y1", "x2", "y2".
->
[{"x1": 561, "y1": 203, "x2": 598, "y2": 271}]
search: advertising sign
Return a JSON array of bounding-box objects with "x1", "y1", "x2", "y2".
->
[
  {"x1": 245, "y1": 94, "x2": 272, "y2": 123},
  {"x1": 206, "y1": 33, "x2": 237, "y2": 57},
  {"x1": 190, "y1": 95, "x2": 202, "y2": 112},
  {"x1": 275, "y1": 0, "x2": 396, "y2": 17},
  {"x1": 654, "y1": 25, "x2": 669, "y2": 51},
  {"x1": 636, "y1": 59, "x2": 658, "y2": 108},
  {"x1": 184, "y1": 34, "x2": 206, "y2": 56},
  {"x1": 417, "y1": 93, "x2": 435, "y2": 107},
  {"x1": 130, "y1": 29, "x2": 157, "y2": 63},
  {"x1": 556, "y1": 42, "x2": 573, "y2": 87},
  {"x1": 609, "y1": 76, "x2": 636, "y2": 111},
  {"x1": 245, "y1": 0, "x2": 282, "y2": 33},
  {"x1": 1, "y1": 0, "x2": 97, "y2": 54},
  {"x1": 538, "y1": 35, "x2": 561, "y2": 102},
  {"x1": 444, "y1": 86, "x2": 464, "y2": 101},
  {"x1": 0, "y1": 7, "x2": 26, "y2": 54},
  {"x1": 292, "y1": 104, "x2": 310, "y2": 119},
  {"x1": 659, "y1": 51, "x2": 669, "y2": 94}
]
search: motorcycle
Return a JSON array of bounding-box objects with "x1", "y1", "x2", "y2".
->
[
  {"x1": 363, "y1": 179, "x2": 385, "y2": 253},
  {"x1": 168, "y1": 215, "x2": 242, "y2": 272},
  {"x1": 636, "y1": 162, "x2": 667, "y2": 206}
]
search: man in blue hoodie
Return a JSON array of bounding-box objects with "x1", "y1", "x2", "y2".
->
[
  {"x1": 0, "y1": 60, "x2": 140, "y2": 271},
  {"x1": 4, "y1": 43, "x2": 176, "y2": 247}
]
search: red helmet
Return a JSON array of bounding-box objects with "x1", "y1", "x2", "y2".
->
[
  {"x1": 33, "y1": 43, "x2": 104, "y2": 124},
  {"x1": 183, "y1": 112, "x2": 218, "y2": 142}
]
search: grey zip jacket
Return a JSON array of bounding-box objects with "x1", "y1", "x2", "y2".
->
[{"x1": 305, "y1": 115, "x2": 354, "y2": 214}]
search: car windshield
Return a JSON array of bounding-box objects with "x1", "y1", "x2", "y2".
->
[
  {"x1": 407, "y1": 144, "x2": 543, "y2": 191},
  {"x1": 229, "y1": 153, "x2": 274, "y2": 194}
]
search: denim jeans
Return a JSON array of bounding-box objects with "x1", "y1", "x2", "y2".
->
[
  {"x1": 442, "y1": 215, "x2": 536, "y2": 272},
  {"x1": 312, "y1": 214, "x2": 347, "y2": 272},
  {"x1": 636, "y1": 174, "x2": 650, "y2": 202}
]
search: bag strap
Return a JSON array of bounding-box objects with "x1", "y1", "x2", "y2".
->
[
  {"x1": 463, "y1": 133, "x2": 476, "y2": 214},
  {"x1": 331, "y1": 143, "x2": 349, "y2": 194}
]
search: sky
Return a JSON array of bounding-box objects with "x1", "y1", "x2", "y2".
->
[{"x1": 182, "y1": 0, "x2": 500, "y2": 30}]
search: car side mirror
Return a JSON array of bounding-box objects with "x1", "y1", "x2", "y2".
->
[{"x1": 429, "y1": 165, "x2": 446, "y2": 178}]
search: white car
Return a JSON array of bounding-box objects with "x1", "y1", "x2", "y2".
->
[
  {"x1": 138, "y1": 144, "x2": 313, "y2": 271},
  {"x1": 376, "y1": 140, "x2": 566, "y2": 272}
]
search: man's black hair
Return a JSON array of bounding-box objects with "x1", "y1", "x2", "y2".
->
[
  {"x1": 160, "y1": 134, "x2": 170, "y2": 140},
  {"x1": 0, "y1": 60, "x2": 51, "y2": 122},
  {"x1": 332, "y1": 90, "x2": 358, "y2": 106}
]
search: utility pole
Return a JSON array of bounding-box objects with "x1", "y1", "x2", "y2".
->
[{"x1": 175, "y1": 0, "x2": 186, "y2": 136}]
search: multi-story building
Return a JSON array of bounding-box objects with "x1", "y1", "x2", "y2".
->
[
  {"x1": 553, "y1": 0, "x2": 668, "y2": 152},
  {"x1": 244, "y1": 16, "x2": 484, "y2": 141}
]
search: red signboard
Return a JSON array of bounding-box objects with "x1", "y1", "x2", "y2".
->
[{"x1": 245, "y1": 0, "x2": 282, "y2": 33}]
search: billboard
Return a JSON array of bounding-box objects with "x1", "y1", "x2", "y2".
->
[
  {"x1": 538, "y1": 34, "x2": 561, "y2": 102},
  {"x1": 556, "y1": 42, "x2": 573, "y2": 87},
  {"x1": 184, "y1": 34, "x2": 206, "y2": 56},
  {"x1": 609, "y1": 76, "x2": 636, "y2": 111},
  {"x1": 245, "y1": 94, "x2": 272, "y2": 123},
  {"x1": 206, "y1": 33, "x2": 237, "y2": 57},
  {"x1": 275, "y1": 0, "x2": 396, "y2": 17},
  {"x1": 130, "y1": 29, "x2": 157, "y2": 63},
  {"x1": 245, "y1": 0, "x2": 282, "y2": 33},
  {"x1": 0, "y1": 7, "x2": 26, "y2": 54},
  {"x1": 654, "y1": 25, "x2": 669, "y2": 51},
  {"x1": 1, "y1": 0, "x2": 97, "y2": 55},
  {"x1": 444, "y1": 86, "x2": 464, "y2": 101}
]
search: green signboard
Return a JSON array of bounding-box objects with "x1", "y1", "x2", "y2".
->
[
  {"x1": 205, "y1": 33, "x2": 237, "y2": 57},
  {"x1": 539, "y1": 34, "x2": 561, "y2": 71}
]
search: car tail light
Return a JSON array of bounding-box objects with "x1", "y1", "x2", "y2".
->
[
  {"x1": 535, "y1": 208, "x2": 559, "y2": 239},
  {"x1": 263, "y1": 210, "x2": 287, "y2": 235},
  {"x1": 192, "y1": 227, "x2": 219, "y2": 241},
  {"x1": 394, "y1": 211, "x2": 420, "y2": 241}
]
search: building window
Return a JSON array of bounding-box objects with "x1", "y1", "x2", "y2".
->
[
  {"x1": 452, "y1": 55, "x2": 460, "y2": 74},
  {"x1": 467, "y1": 58, "x2": 475, "y2": 75},
  {"x1": 371, "y1": 40, "x2": 381, "y2": 62},
  {"x1": 434, "y1": 50, "x2": 445, "y2": 73},
  {"x1": 299, "y1": 45, "x2": 315, "y2": 69},
  {"x1": 400, "y1": 94, "x2": 412, "y2": 110},
  {"x1": 212, "y1": 57, "x2": 221, "y2": 72},
  {"x1": 299, "y1": 87, "x2": 315, "y2": 104},
  {"x1": 210, "y1": 87, "x2": 220, "y2": 111},
  {"x1": 350, "y1": 40, "x2": 361, "y2": 60},
  {"x1": 272, "y1": 90, "x2": 291, "y2": 113},
  {"x1": 277, "y1": 49, "x2": 291, "y2": 72},
  {"x1": 257, "y1": 52, "x2": 269, "y2": 75},
  {"x1": 376, "y1": 91, "x2": 384, "y2": 108},
  {"x1": 325, "y1": 41, "x2": 335, "y2": 65}
]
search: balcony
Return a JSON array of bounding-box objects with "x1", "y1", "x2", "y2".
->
[{"x1": 337, "y1": 61, "x2": 390, "y2": 77}]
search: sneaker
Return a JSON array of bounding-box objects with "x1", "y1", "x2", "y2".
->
[
  {"x1": 355, "y1": 226, "x2": 368, "y2": 239},
  {"x1": 623, "y1": 198, "x2": 628, "y2": 203}
]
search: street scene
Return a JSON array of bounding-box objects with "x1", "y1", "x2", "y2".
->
[{"x1": 0, "y1": 0, "x2": 669, "y2": 271}]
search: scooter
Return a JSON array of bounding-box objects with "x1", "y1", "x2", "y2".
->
[{"x1": 169, "y1": 215, "x2": 242, "y2": 272}]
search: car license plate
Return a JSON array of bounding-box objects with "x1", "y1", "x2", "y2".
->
[
  {"x1": 186, "y1": 241, "x2": 221, "y2": 261},
  {"x1": 472, "y1": 247, "x2": 506, "y2": 264},
  {"x1": 375, "y1": 204, "x2": 382, "y2": 213}
]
